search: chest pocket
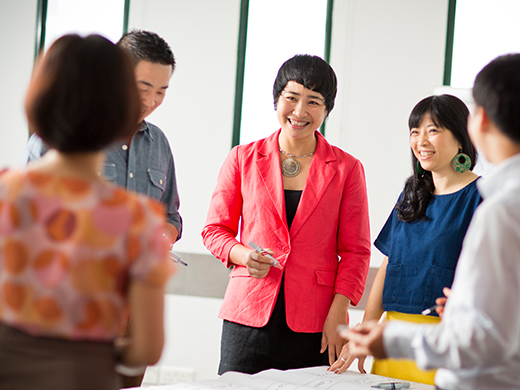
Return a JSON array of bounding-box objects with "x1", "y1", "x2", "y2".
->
[
  {"x1": 103, "y1": 163, "x2": 117, "y2": 181},
  {"x1": 147, "y1": 168, "x2": 167, "y2": 198}
]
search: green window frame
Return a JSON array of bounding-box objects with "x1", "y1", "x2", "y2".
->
[{"x1": 231, "y1": 0, "x2": 335, "y2": 148}]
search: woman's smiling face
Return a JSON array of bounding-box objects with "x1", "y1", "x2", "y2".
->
[
  {"x1": 276, "y1": 81, "x2": 327, "y2": 141},
  {"x1": 410, "y1": 114, "x2": 461, "y2": 174}
]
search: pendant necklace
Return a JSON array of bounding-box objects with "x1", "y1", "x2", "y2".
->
[{"x1": 279, "y1": 147, "x2": 315, "y2": 178}]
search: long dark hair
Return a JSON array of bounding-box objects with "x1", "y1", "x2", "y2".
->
[{"x1": 396, "y1": 95, "x2": 477, "y2": 222}]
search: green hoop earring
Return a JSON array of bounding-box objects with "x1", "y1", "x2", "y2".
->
[
  {"x1": 452, "y1": 150, "x2": 471, "y2": 173},
  {"x1": 417, "y1": 161, "x2": 425, "y2": 176}
]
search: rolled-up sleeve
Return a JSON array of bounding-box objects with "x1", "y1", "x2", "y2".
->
[
  {"x1": 161, "y1": 152, "x2": 183, "y2": 240},
  {"x1": 201, "y1": 147, "x2": 243, "y2": 267}
]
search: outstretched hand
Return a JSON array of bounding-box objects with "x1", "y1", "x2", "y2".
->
[
  {"x1": 339, "y1": 321, "x2": 387, "y2": 360},
  {"x1": 328, "y1": 340, "x2": 367, "y2": 374}
]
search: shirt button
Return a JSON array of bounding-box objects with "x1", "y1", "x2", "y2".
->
[
  {"x1": 282, "y1": 246, "x2": 289, "y2": 253},
  {"x1": 122, "y1": 145, "x2": 128, "y2": 151},
  {"x1": 160, "y1": 179, "x2": 163, "y2": 185},
  {"x1": 129, "y1": 172, "x2": 134, "y2": 178}
]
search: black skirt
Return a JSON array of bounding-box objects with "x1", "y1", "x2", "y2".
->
[{"x1": 218, "y1": 276, "x2": 329, "y2": 375}]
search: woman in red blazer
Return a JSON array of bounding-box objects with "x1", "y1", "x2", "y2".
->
[{"x1": 202, "y1": 55, "x2": 371, "y2": 375}]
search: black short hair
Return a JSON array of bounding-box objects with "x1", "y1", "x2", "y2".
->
[
  {"x1": 473, "y1": 53, "x2": 520, "y2": 143},
  {"x1": 25, "y1": 34, "x2": 140, "y2": 153},
  {"x1": 273, "y1": 54, "x2": 337, "y2": 115},
  {"x1": 117, "y1": 29, "x2": 175, "y2": 71}
]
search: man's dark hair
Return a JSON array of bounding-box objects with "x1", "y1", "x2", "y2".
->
[
  {"x1": 117, "y1": 29, "x2": 175, "y2": 71},
  {"x1": 473, "y1": 53, "x2": 520, "y2": 143},
  {"x1": 273, "y1": 54, "x2": 337, "y2": 115},
  {"x1": 25, "y1": 34, "x2": 140, "y2": 153}
]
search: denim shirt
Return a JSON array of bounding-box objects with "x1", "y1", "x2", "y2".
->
[{"x1": 20, "y1": 121, "x2": 182, "y2": 240}]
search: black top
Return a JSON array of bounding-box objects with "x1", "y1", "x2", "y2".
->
[
  {"x1": 284, "y1": 190, "x2": 302, "y2": 228},
  {"x1": 218, "y1": 189, "x2": 328, "y2": 375}
]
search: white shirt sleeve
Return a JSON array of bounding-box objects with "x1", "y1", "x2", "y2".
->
[{"x1": 383, "y1": 197, "x2": 520, "y2": 371}]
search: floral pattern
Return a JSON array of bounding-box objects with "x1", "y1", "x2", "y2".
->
[{"x1": 0, "y1": 169, "x2": 174, "y2": 341}]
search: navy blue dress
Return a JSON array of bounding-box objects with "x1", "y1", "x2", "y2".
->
[{"x1": 375, "y1": 180, "x2": 482, "y2": 315}]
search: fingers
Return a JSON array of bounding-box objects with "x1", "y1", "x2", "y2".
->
[
  {"x1": 338, "y1": 321, "x2": 387, "y2": 360},
  {"x1": 327, "y1": 343, "x2": 362, "y2": 375},
  {"x1": 357, "y1": 356, "x2": 367, "y2": 374},
  {"x1": 340, "y1": 321, "x2": 376, "y2": 340},
  {"x1": 328, "y1": 343, "x2": 336, "y2": 366},
  {"x1": 320, "y1": 333, "x2": 327, "y2": 354},
  {"x1": 436, "y1": 289, "x2": 450, "y2": 318},
  {"x1": 246, "y1": 250, "x2": 273, "y2": 278}
]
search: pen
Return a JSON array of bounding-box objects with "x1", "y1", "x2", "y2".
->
[
  {"x1": 371, "y1": 382, "x2": 410, "y2": 389},
  {"x1": 249, "y1": 241, "x2": 283, "y2": 269},
  {"x1": 163, "y1": 234, "x2": 188, "y2": 266},
  {"x1": 421, "y1": 303, "x2": 442, "y2": 316}
]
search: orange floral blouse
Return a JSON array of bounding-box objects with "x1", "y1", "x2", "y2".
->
[{"x1": 0, "y1": 169, "x2": 175, "y2": 341}]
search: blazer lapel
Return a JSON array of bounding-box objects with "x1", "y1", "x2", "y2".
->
[
  {"x1": 255, "y1": 131, "x2": 287, "y2": 227},
  {"x1": 290, "y1": 132, "x2": 337, "y2": 238}
]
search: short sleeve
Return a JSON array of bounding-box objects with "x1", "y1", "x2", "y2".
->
[{"x1": 374, "y1": 206, "x2": 398, "y2": 257}]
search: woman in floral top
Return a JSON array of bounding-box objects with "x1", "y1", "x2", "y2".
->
[{"x1": 0, "y1": 34, "x2": 175, "y2": 390}]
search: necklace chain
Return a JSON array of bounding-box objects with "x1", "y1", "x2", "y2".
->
[{"x1": 278, "y1": 147, "x2": 315, "y2": 158}]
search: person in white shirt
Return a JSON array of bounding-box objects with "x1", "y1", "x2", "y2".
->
[{"x1": 341, "y1": 53, "x2": 520, "y2": 390}]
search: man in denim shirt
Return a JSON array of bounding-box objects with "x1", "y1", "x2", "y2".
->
[{"x1": 21, "y1": 30, "x2": 182, "y2": 244}]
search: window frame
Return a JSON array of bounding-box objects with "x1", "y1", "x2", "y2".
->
[{"x1": 231, "y1": 0, "x2": 335, "y2": 148}]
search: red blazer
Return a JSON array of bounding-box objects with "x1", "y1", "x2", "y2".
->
[{"x1": 202, "y1": 130, "x2": 370, "y2": 332}]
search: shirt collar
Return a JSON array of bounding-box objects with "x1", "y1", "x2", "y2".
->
[
  {"x1": 477, "y1": 153, "x2": 520, "y2": 199},
  {"x1": 136, "y1": 120, "x2": 154, "y2": 141}
]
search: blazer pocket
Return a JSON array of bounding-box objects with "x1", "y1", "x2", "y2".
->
[
  {"x1": 229, "y1": 266, "x2": 250, "y2": 278},
  {"x1": 315, "y1": 269, "x2": 336, "y2": 287}
]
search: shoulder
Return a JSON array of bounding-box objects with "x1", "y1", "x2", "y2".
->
[
  {"x1": 0, "y1": 168, "x2": 10, "y2": 178},
  {"x1": 145, "y1": 121, "x2": 171, "y2": 144},
  {"x1": 316, "y1": 133, "x2": 362, "y2": 167},
  {"x1": 230, "y1": 132, "x2": 277, "y2": 160}
]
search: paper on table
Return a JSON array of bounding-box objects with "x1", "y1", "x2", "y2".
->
[{"x1": 129, "y1": 366, "x2": 434, "y2": 390}]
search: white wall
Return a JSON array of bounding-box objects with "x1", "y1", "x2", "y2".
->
[
  {"x1": 327, "y1": 0, "x2": 449, "y2": 267},
  {"x1": 128, "y1": 0, "x2": 241, "y2": 254},
  {"x1": 0, "y1": 0, "x2": 38, "y2": 168}
]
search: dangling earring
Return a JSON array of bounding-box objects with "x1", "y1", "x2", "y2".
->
[
  {"x1": 452, "y1": 149, "x2": 471, "y2": 173},
  {"x1": 417, "y1": 161, "x2": 425, "y2": 176}
]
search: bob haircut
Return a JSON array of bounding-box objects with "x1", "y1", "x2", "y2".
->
[
  {"x1": 25, "y1": 34, "x2": 140, "y2": 153},
  {"x1": 397, "y1": 94, "x2": 477, "y2": 222},
  {"x1": 273, "y1": 54, "x2": 337, "y2": 115},
  {"x1": 473, "y1": 53, "x2": 520, "y2": 144}
]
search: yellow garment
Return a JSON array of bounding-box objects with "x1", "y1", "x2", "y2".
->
[{"x1": 371, "y1": 311, "x2": 440, "y2": 385}]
